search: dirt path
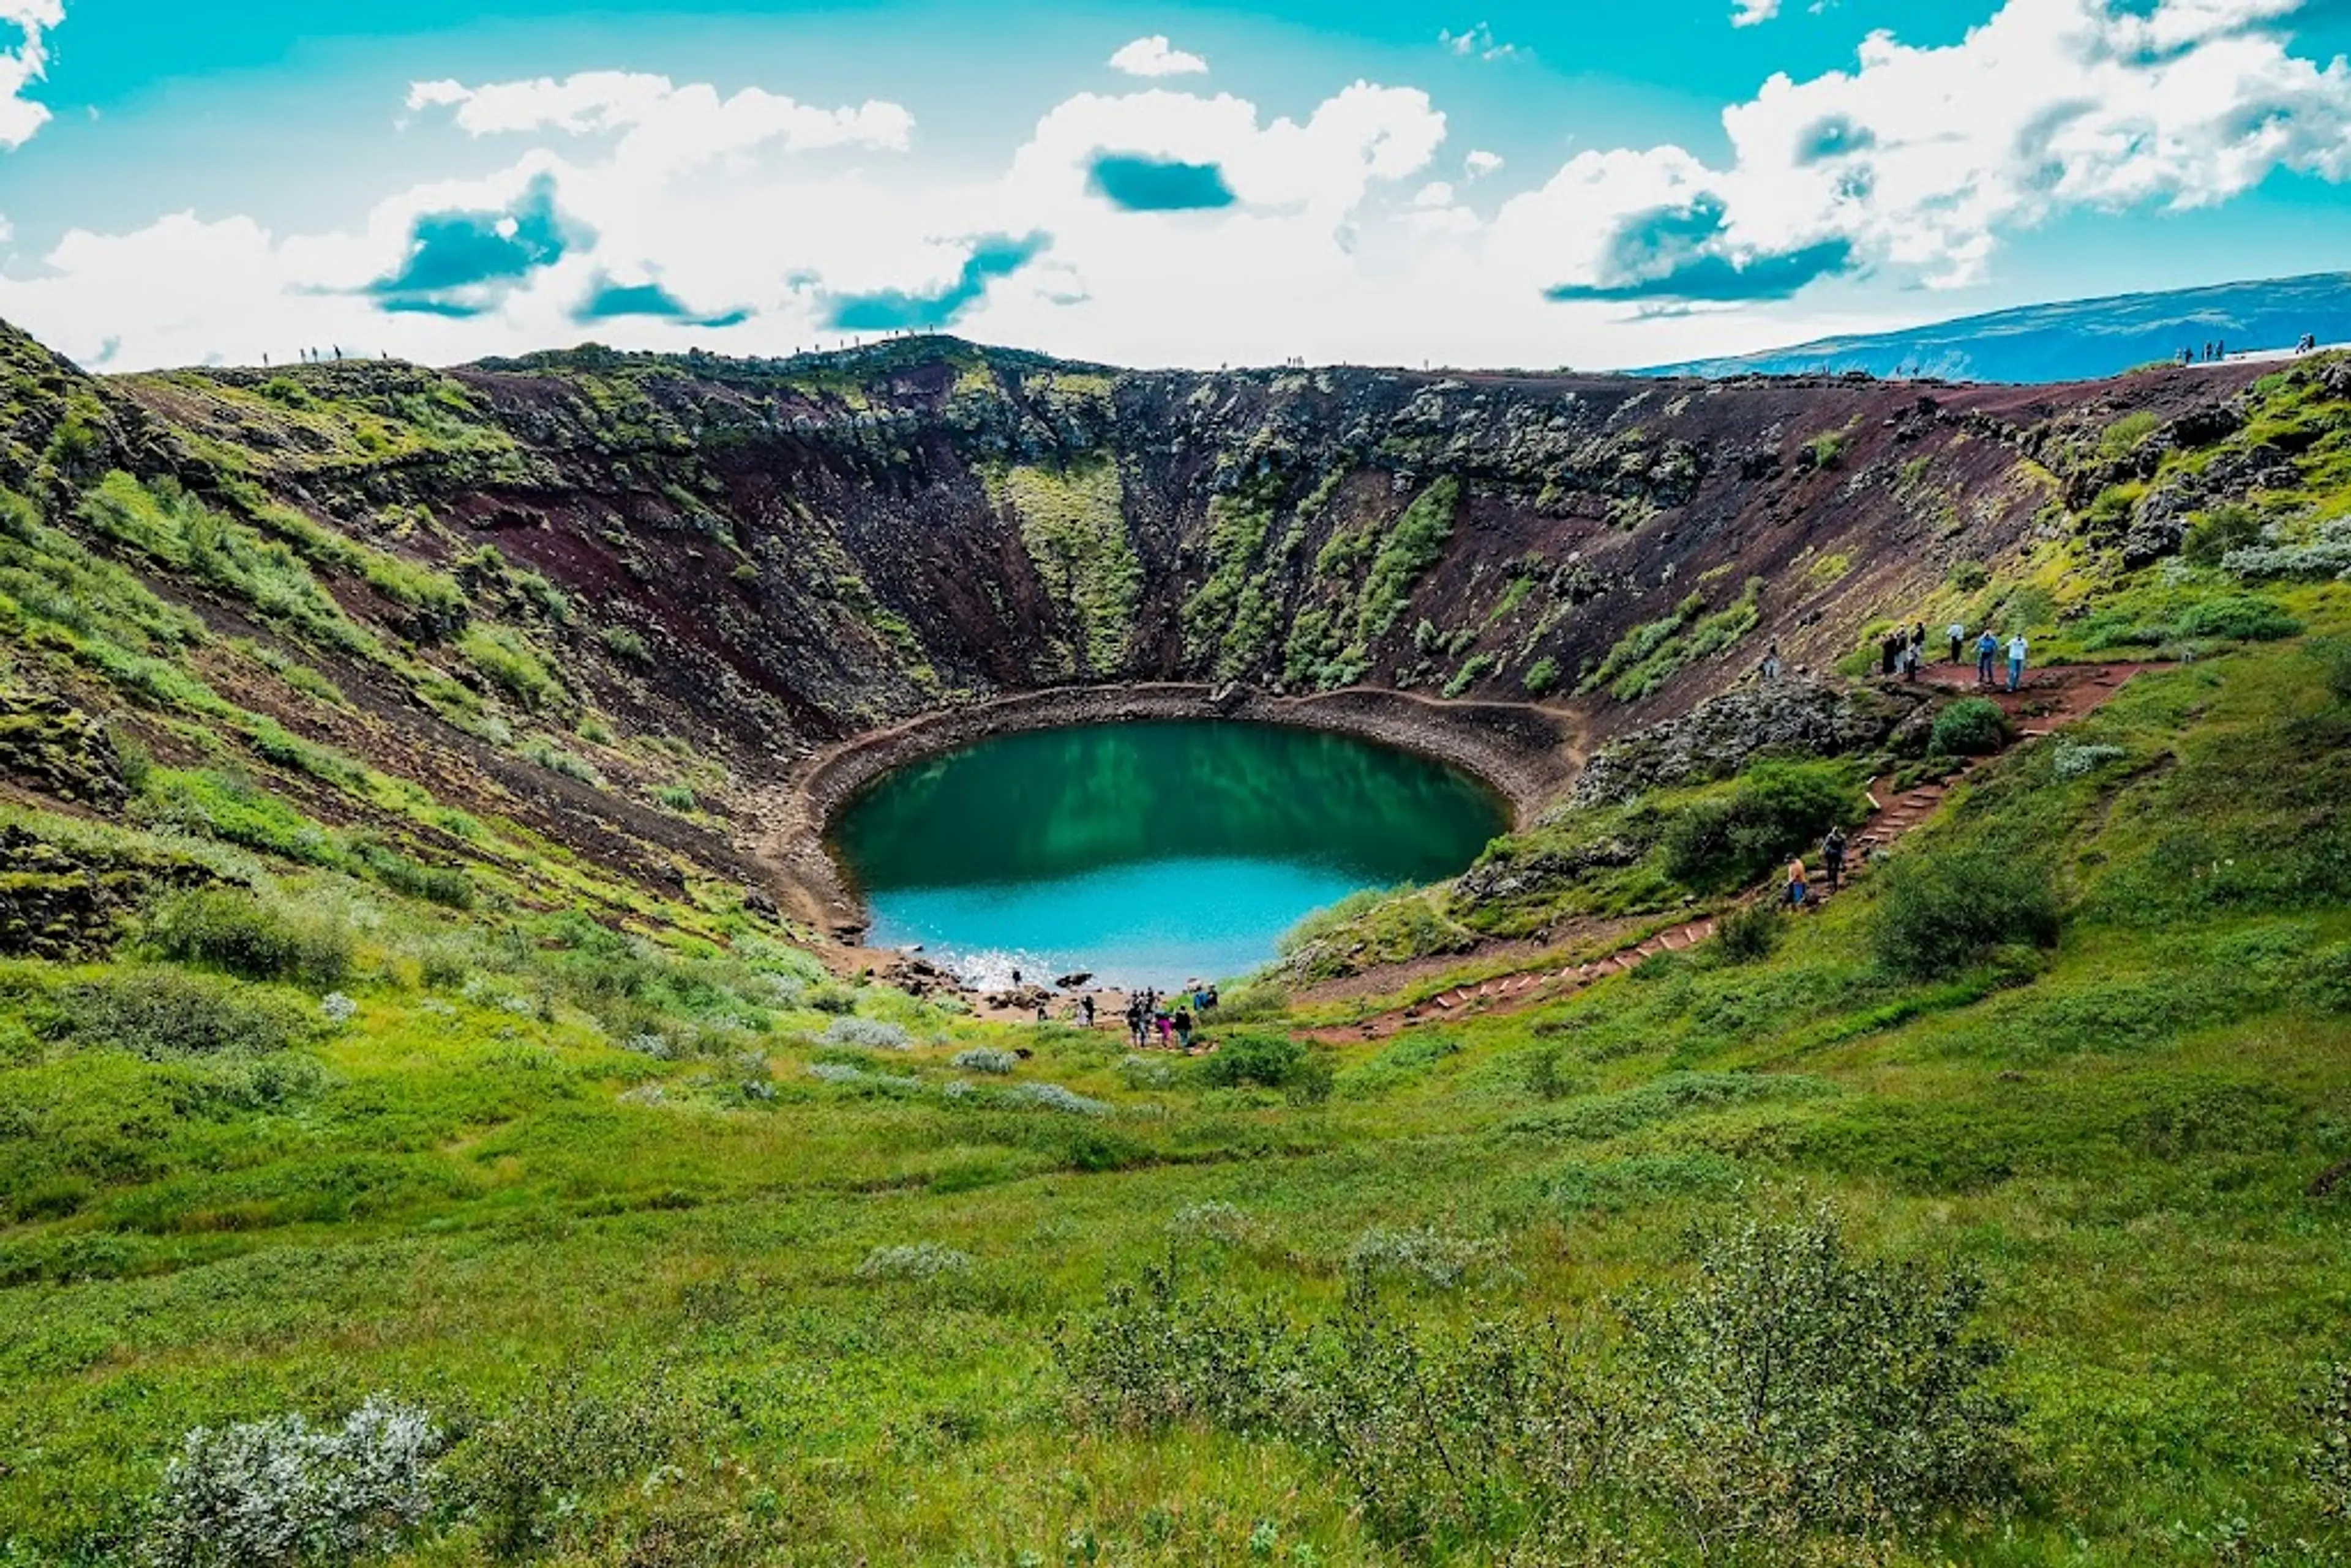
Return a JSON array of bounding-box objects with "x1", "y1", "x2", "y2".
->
[{"x1": 1299, "y1": 661, "x2": 2161, "y2": 1044}]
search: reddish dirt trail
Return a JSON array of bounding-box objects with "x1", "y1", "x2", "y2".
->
[{"x1": 1300, "y1": 661, "x2": 2162, "y2": 1044}]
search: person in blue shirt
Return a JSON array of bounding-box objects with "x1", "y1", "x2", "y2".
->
[{"x1": 1975, "y1": 629, "x2": 2000, "y2": 687}]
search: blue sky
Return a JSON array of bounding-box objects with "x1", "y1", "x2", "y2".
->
[{"x1": 2, "y1": 0, "x2": 2349, "y2": 369}]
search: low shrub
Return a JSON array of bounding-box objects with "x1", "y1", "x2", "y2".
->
[
  {"x1": 1522, "y1": 655, "x2": 1561, "y2": 696},
  {"x1": 999, "y1": 1081, "x2": 1114, "y2": 1116},
  {"x1": 2307, "y1": 636, "x2": 2351, "y2": 707},
  {"x1": 1661, "y1": 761, "x2": 1859, "y2": 891},
  {"x1": 1344, "y1": 1225, "x2": 1507, "y2": 1291},
  {"x1": 2181, "y1": 503, "x2": 2265, "y2": 566},
  {"x1": 855, "y1": 1242, "x2": 975, "y2": 1281},
  {"x1": 820, "y1": 1016, "x2": 910, "y2": 1051},
  {"x1": 1166, "y1": 1201, "x2": 1258, "y2": 1245},
  {"x1": 1929, "y1": 697, "x2": 2009, "y2": 756},
  {"x1": 1871, "y1": 847, "x2": 2060, "y2": 980},
  {"x1": 2050, "y1": 740, "x2": 2128, "y2": 779},
  {"x1": 1620, "y1": 1206, "x2": 2018, "y2": 1538},
  {"x1": 143, "y1": 1395, "x2": 442, "y2": 1568},
  {"x1": 139, "y1": 888, "x2": 351, "y2": 987},
  {"x1": 949, "y1": 1046, "x2": 1017, "y2": 1075},
  {"x1": 2171, "y1": 594, "x2": 2303, "y2": 642},
  {"x1": 1194, "y1": 1030, "x2": 1331, "y2": 1101},
  {"x1": 1713, "y1": 902, "x2": 1781, "y2": 964},
  {"x1": 1061, "y1": 1208, "x2": 2019, "y2": 1553},
  {"x1": 50, "y1": 967, "x2": 321, "y2": 1058},
  {"x1": 443, "y1": 1374, "x2": 705, "y2": 1559}
]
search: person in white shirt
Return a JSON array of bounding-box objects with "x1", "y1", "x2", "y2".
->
[
  {"x1": 2006, "y1": 633, "x2": 2029, "y2": 692},
  {"x1": 1947, "y1": 622, "x2": 1965, "y2": 664}
]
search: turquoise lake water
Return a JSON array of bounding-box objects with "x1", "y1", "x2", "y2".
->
[{"x1": 827, "y1": 719, "x2": 1509, "y2": 989}]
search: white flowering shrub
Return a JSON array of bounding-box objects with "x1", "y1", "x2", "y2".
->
[
  {"x1": 143, "y1": 1395, "x2": 441, "y2": 1568},
  {"x1": 819, "y1": 1017, "x2": 910, "y2": 1051},
  {"x1": 621, "y1": 1032, "x2": 673, "y2": 1059},
  {"x1": 854, "y1": 1242, "x2": 975, "y2": 1281},
  {"x1": 949, "y1": 1047, "x2": 1018, "y2": 1075},
  {"x1": 806, "y1": 1062, "x2": 919, "y2": 1092},
  {"x1": 319, "y1": 992, "x2": 356, "y2": 1027},
  {"x1": 2223, "y1": 519, "x2": 2351, "y2": 580},
  {"x1": 2051, "y1": 740, "x2": 2129, "y2": 780},
  {"x1": 1117, "y1": 1054, "x2": 1174, "y2": 1089},
  {"x1": 1002, "y1": 1082, "x2": 1112, "y2": 1117},
  {"x1": 1344, "y1": 1225, "x2": 1508, "y2": 1291},
  {"x1": 1167, "y1": 1201, "x2": 1258, "y2": 1247}
]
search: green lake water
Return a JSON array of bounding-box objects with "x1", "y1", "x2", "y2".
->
[{"x1": 827, "y1": 719, "x2": 1509, "y2": 989}]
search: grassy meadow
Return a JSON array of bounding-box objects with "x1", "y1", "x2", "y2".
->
[{"x1": 4, "y1": 632, "x2": 2349, "y2": 1566}]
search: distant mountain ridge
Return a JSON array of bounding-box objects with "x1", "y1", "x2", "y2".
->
[{"x1": 1637, "y1": 270, "x2": 2351, "y2": 385}]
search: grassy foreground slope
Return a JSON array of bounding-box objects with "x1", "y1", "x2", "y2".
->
[{"x1": 4, "y1": 640, "x2": 2349, "y2": 1563}]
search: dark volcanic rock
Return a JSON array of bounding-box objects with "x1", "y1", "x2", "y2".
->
[{"x1": 1569, "y1": 676, "x2": 1919, "y2": 807}]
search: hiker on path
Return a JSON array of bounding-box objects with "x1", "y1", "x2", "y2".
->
[
  {"x1": 1079, "y1": 995, "x2": 1095, "y2": 1028},
  {"x1": 1976, "y1": 629, "x2": 2000, "y2": 687},
  {"x1": 1911, "y1": 621, "x2": 1927, "y2": 656},
  {"x1": 1822, "y1": 826, "x2": 1848, "y2": 891},
  {"x1": 1155, "y1": 1008, "x2": 1173, "y2": 1048},
  {"x1": 1125, "y1": 999, "x2": 1147, "y2": 1048},
  {"x1": 1901, "y1": 640, "x2": 1922, "y2": 681},
  {"x1": 1786, "y1": 857, "x2": 1809, "y2": 911},
  {"x1": 1948, "y1": 621, "x2": 1965, "y2": 664},
  {"x1": 1174, "y1": 1007, "x2": 1194, "y2": 1050},
  {"x1": 1880, "y1": 631, "x2": 1901, "y2": 676},
  {"x1": 1760, "y1": 640, "x2": 1782, "y2": 681},
  {"x1": 2006, "y1": 632, "x2": 2029, "y2": 692}
]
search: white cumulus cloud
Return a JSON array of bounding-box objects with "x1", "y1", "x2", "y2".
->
[
  {"x1": 1, "y1": 0, "x2": 64, "y2": 151},
  {"x1": 1439, "y1": 23, "x2": 1525, "y2": 61},
  {"x1": 1731, "y1": 0, "x2": 1781, "y2": 28},
  {"x1": 8, "y1": 0, "x2": 2351, "y2": 375},
  {"x1": 407, "y1": 72, "x2": 914, "y2": 171},
  {"x1": 1108, "y1": 36, "x2": 1208, "y2": 78}
]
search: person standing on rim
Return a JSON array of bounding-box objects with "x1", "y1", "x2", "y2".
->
[{"x1": 2007, "y1": 631, "x2": 2030, "y2": 692}]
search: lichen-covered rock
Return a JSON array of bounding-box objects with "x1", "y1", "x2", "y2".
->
[
  {"x1": 0, "y1": 826, "x2": 219, "y2": 959},
  {"x1": 1452, "y1": 835, "x2": 1643, "y2": 907},
  {"x1": 1569, "y1": 677, "x2": 1919, "y2": 806},
  {"x1": 0, "y1": 689, "x2": 127, "y2": 809}
]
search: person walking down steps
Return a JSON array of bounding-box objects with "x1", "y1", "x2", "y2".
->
[
  {"x1": 1786, "y1": 856, "x2": 1809, "y2": 912},
  {"x1": 1821, "y1": 825, "x2": 1848, "y2": 892}
]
